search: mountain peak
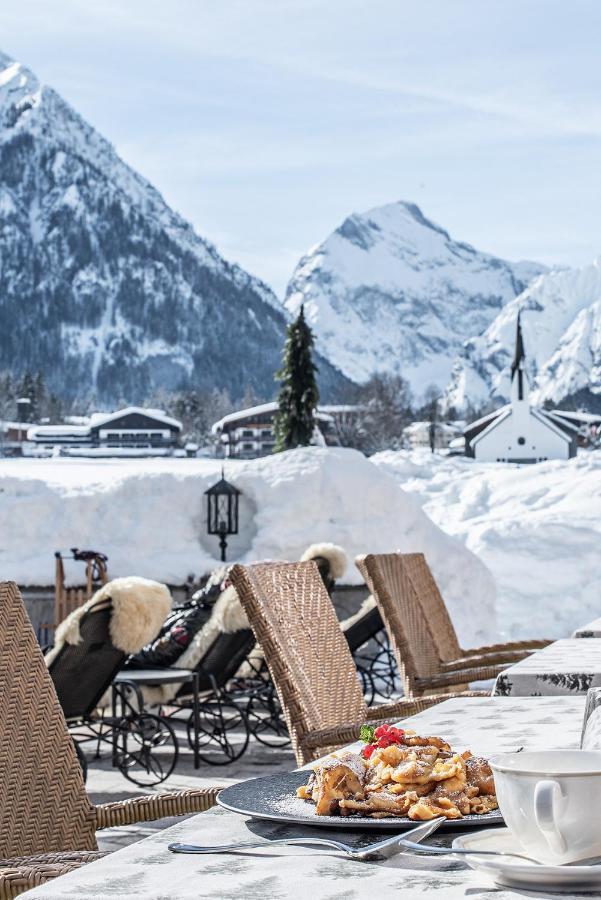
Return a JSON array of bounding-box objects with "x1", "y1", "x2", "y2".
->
[{"x1": 285, "y1": 201, "x2": 547, "y2": 394}]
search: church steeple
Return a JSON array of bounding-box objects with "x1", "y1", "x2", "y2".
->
[{"x1": 510, "y1": 312, "x2": 528, "y2": 402}]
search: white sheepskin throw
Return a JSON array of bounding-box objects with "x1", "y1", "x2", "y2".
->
[
  {"x1": 339, "y1": 593, "x2": 376, "y2": 631},
  {"x1": 301, "y1": 542, "x2": 347, "y2": 580},
  {"x1": 45, "y1": 576, "x2": 172, "y2": 666},
  {"x1": 141, "y1": 584, "x2": 250, "y2": 704}
]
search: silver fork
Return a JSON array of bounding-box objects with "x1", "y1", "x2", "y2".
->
[
  {"x1": 168, "y1": 817, "x2": 444, "y2": 860},
  {"x1": 394, "y1": 836, "x2": 542, "y2": 865}
]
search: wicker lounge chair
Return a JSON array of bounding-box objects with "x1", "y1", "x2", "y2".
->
[
  {"x1": 0, "y1": 581, "x2": 220, "y2": 899},
  {"x1": 229, "y1": 561, "x2": 483, "y2": 766},
  {"x1": 46, "y1": 578, "x2": 181, "y2": 786},
  {"x1": 356, "y1": 552, "x2": 551, "y2": 698}
]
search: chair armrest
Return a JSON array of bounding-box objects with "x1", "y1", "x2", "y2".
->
[
  {"x1": 94, "y1": 787, "x2": 221, "y2": 829},
  {"x1": 0, "y1": 851, "x2": 109, "y2": 898},
  {"x1": 461, "y1": 639, "x2": 552, "y2": 655},
  {"x1": 300, "y1": 723, "x2": 364, "y2": 753},
  {"x1": 415, "y1": 664, "x2": 507, "y2": 689},
  {"x1": 440, "y1": 650, "x2": 530, "y2": 671}
]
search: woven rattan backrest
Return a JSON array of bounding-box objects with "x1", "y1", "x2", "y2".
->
[
  {"x1": 0, "y1": 582, "x2": 97, "y2": 857},
  {"x1": 356, "y1": 553, "x2": 441, "y2": 689},
  {"x1": 230, "y1": 562, "x2": 366, "y2": 760},
  {"x1": 400, "y1": 553, "x2": 462, "y2": 660}
]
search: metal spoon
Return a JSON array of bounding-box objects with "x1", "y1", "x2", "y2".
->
[{"x1": 169, "y1": 817, "x2": 444, "y2": 860}]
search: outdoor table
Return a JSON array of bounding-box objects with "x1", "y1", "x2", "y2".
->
[
  {"x1": 113, "y1": 668, "x2": 201, "y2": 768},
  {"x1": 22, "y1": 695, "x2": 586, "y2": 899},
  {"x1": 572, "y1": 617, "x2": 601, "y2": 638},
  {"x1": 493, "y1": 638, "x2": 601, "y2": 696}
]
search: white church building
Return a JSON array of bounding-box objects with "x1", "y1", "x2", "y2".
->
[{"x1": 464, "y1": 316, "x2": 577, "y2": 463}]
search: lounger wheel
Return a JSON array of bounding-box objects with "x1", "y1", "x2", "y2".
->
[
  {"x1": 355, "y1": 663, "x2": 376, "y2": 707},
  {"x1": 186, "y1": 700, "x2": 250, "y2": 765},
  {"x1": 368, "y1": 644, "x2": 401, "y2": 699},
  {"x1": 245, "y1": 686, "x2": 291, "y2": 748},
  {"x1": 113, "y1": 713, "x2": 178, "y2": 786}
]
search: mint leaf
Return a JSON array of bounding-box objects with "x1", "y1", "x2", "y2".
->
[{"x1": 359, "y1": 724, "x2": 376, "y2": 744}]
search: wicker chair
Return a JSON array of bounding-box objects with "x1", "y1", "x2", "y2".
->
[
  {"x1": 0, "y1": 581, "x2": 221, "y2": 899},
  {"x1": 356, "y1": 552, "x2": 551, "y2": 698},
  {"x1": 229, "y1": 561, "x2": 483, "y2": 766}
]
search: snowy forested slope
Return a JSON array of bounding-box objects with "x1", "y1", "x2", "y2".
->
[
  {"x1": 0, "y1": 51, "x2": 347, "y2": 404},
  {"x1": 447, "y1": 259, "x2": 601, "y2": 411}
]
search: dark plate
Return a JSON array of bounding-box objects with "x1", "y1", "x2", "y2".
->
[{"x1": 218, "y1": 770, "x2": 504, "y2": 831}]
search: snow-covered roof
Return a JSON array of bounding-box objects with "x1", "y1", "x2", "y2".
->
[
  {"x1": 0, "y1": 420, "x2": 33, "y2": 431},
  {"x1": 467, "y1": 405, "x2": 574, "y2": 451},
  {"x1": 89, "y1": 407, "x2": 182, "y2": 430},
  {"x1": 468, "y1": 407, "x2": 512, "y2": 447},
  {"x1": 28, "y1": 424, "x2": 91, "y2": 439},
  {"x1": 463, "y1": 406, "x2": 509, "y2": 443},
  {"x1": 549, "y1": 409, "x2": 601, "y2": 426},
  {"x1": 211, "y1": 403, "x2": 334, "y2": 433},
  {"x1": 404, "y1": 420, "x2": 461, "y2": 436},
  {"x1": 317, "y1": 404, "x2": 364, "y2": 414}
]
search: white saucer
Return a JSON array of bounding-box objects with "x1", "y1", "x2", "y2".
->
[{"x1": 453, "y1": 829, "x2": 601, "y2": 893}]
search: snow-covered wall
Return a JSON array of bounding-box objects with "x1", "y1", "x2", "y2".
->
[
  {"x1": 372, "y1": 449, "x2": 601, "y2": 641},
  {"x1": 0, "y1": 447, "x2": 496, "y2": 648}
]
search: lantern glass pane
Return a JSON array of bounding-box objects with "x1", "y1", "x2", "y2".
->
[{"x1": 217, "y1": 495, "x2": 229, "y2": 532}]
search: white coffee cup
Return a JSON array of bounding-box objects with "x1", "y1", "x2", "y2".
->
[{"x1": 490, "y1": 750, "x2": 601, "y2": 865}]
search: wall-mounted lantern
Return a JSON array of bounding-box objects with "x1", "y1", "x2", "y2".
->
[{"x1": 204, "y1": 470, "x2": 241, "y2": 562}]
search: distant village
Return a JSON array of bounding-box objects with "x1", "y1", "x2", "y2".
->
[{"x1": 1, "y1": 319, "x2": 599, "y2": 462}]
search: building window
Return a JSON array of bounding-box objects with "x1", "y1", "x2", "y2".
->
[
  {"x1": 242, "y1": 442, "x2": 254, "y2": 450},
  {"x1": 241, "y1": 429, "x2": 253, "y2": 437}
]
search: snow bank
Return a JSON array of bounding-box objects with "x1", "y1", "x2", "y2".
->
[
  {"x1": 0, "y1": 448, "x2": 495, "y2": 647},
  {"x1": 372, "y1": 449, "x2": 601, "y2": 641}
]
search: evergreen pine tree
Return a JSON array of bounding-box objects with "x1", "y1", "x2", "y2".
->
[{"x1": 273, "y1": 305, "x2": 319, "y2": 452}]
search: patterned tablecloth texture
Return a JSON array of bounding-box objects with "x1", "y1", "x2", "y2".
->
[
  {"x1": 493, "y1": 638, "x2": 601, "y2": 696},
  {"x1": 573, "y1": 617, "x2": 601, "y2": 638},
  {"x1": 22, "y1": 696, "x2": 587, "y2": 900}
]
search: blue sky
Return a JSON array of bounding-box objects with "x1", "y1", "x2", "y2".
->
[{"x1": 1, "y1": 0, "x2": 601, "y2": 295}]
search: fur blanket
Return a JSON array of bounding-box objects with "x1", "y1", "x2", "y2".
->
[
  {"x1": 142, "y1": 542, "x2": 349, "y2": 703},
  {"x1": 339, "y1": 593, "x2": 376, "y2": 630},
  {"x1": 45, "y1": 576, "x2": 172, "y2": 667},
  {"x1": 141, "y1": 584, "x2": 249, "y2": 703},
  {"x1": 301, "y1": 542, "x2": 347, "y2": 580}
]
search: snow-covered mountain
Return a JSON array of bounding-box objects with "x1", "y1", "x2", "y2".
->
[
  {"x1": 284, "y1": 201, "x2": 546, "y2": 399},
  {"x1": 446, "y1": 259, "x2": 601, "y2": 411},
  {"x1": 0, "y1": 51, "x2": 347, "y2": 405}
]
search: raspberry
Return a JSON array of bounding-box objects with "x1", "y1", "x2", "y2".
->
[
  {"x1": 374, "y1": 725, "x2": 390, "y2": 740},
  {"x1": 377, "y1": 735, "x2": 392, "y2": 748},
  {"x1": 361, "y1": 744, "x2": 376, "y2": 759}
]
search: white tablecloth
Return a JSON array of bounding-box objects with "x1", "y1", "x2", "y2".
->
[
  {"x1": 22, "y1": 696, "x2": 587, "y2": 899},
  {"x1": 493, "y1": 638, "x2": 601, "y2": 696}
]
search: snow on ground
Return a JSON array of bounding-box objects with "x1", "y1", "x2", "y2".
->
[
  {"x1": 0, "y1": 447, "x2": 495, "y2": 648},
  {"x1": 372, "y1": 449, "x2": 600, "y2": 641}
]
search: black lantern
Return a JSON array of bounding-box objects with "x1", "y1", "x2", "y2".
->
[{"x1": 205, "y1": 470, "x2": 241, "y2": 562}]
